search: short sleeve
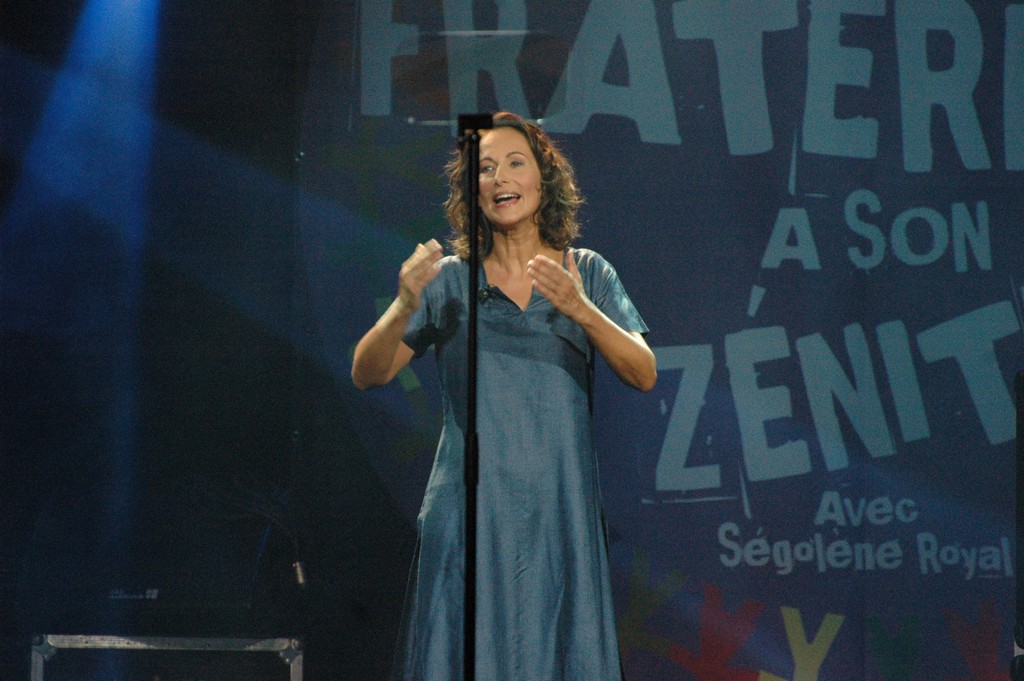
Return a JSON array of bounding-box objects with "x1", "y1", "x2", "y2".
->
[
  {"x1": 575, "y1": 249, "x2": 649, "y2": 336},
  {"x1": 402, "y1": 300, "x2": 433, "y2": 358}
]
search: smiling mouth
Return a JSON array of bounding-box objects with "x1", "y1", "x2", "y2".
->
[{"x1": 494, "y1": 193, "x2": 520, "y2": 206}]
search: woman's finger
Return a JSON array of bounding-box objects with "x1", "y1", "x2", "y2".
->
[
  {"x1": 529, "y1": 253, "x2": 584, "y2": 315},
  {"x1": 398, "y1": 240, "x2": 443, "y2": 308},
  {"x1": 566, "y1": 248, "x2": 583, "y2": 284},
  {"x1": 527, "y1": 255, "x2": 563, "y2": 291}
]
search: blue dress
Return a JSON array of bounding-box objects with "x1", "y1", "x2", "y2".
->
[{"x1": 393, "y1": 248, "x2": 648, "y2": 681}]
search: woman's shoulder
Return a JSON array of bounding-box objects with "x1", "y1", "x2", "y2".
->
[
  {"x1": 438, "y1": 254, "x2": 464, "y2": 268},
  {"x1": 426, "y1": 254, "x2": 467, "y2": 289},
  {"x1": 571, "y1": 246, "x2": 601, "y2": 260},
  {"x1": 571, "y1": 247, "x2": 614, "y2": 272}
]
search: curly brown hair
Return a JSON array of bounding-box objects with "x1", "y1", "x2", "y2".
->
[{"x1": 444, "y1": 111, "x2": 583, "y2": 259}]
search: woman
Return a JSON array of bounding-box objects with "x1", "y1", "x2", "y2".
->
[{"x1": 352, "y1": 111, "x2": 656, "y2": 680}]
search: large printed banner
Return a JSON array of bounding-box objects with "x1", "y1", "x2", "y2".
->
[{"x1": 299, "y1": 1, "x2": 1024, "y2": 678}]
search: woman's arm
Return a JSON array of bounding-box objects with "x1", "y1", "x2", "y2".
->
[
  {"x1": 351, "y1": 299, "x2": 418, "y2": 389},
  {"x1": 527, "y1": 251, "x2": 657, "y2": 392},
  {"x1": 351, "y1": 239, "x2": 443, "y2": 389}
]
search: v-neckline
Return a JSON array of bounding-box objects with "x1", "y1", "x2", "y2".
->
[
  {"x1": 480, "y1": 264, "x2": 537, "y2": 313},
  {"x1": 479, "y1": 247, "x2": 568, "y2": 313},
  {"x1": 481, "y1": 277, "x2": 536, "y2": 312}
]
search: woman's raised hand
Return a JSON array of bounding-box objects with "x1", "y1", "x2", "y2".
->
[
  {"x1": 527, "y1": 248, "x2": 591, "y2": 322},
  {"x1": 397, "y1": 239, "x2": 444, "y2": 312}
]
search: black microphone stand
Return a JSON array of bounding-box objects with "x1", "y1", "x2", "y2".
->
[{"x1": 457, "y1": 112, "x2": 492, "y2": 681}]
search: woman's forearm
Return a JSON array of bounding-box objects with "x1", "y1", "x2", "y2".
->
[
  {"x1": 351, "y1": 297, "x2": 416, "y2": 389},
  {"x1": 575, "y1": 304, "x2": 657, "y2": 392}
]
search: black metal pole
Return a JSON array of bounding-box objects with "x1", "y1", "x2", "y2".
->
[{"x1": 458, "y1": 112, "x2": 492, "y2": 681}]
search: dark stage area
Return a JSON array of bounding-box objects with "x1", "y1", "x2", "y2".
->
[{"x1": 1, "y1": 0, "x2": 413, "y2": 678}]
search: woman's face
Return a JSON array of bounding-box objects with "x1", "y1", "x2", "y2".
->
[{"x1": 477, "y1": 126, "x2": 543, "y2": 232}]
